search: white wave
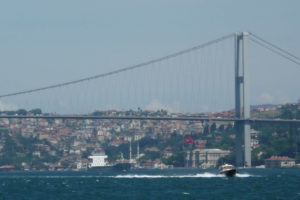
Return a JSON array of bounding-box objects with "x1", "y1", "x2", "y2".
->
[
  {"x1": 235, "y1": 173, "x2": 257, "y2": 178},
  {"x1": 0, "y1": 173, "x2": 256, "y2": 179},
  {"x1": 0, "y1": 175, "x2": 102, "y2": 179},
  {"x1": 113, "y1": 173, "x2": 222, "y2": 178},
  {"x1": 113, "y1": 172, "x2": 256, "y2": 179},
  {"x1": 194, "y1": 172, "x2": 224, "y2": 178}
]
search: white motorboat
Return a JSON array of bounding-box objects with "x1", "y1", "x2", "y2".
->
[{"x1": 219, "y1": 164, "x2": 237, "y2": 177}]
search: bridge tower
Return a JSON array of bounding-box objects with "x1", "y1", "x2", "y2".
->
[{"x1": 235, "y1": 32, "x2": 251, "y2": 167}]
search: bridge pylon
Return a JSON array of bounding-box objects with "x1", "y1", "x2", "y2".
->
[{"x1": 235, "y1": 32, "x2": 251, "y2": 167}]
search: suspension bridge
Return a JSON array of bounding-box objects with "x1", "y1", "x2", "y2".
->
[{"x1": 0, "y1": 31, "x2": 299, "y2": 167}]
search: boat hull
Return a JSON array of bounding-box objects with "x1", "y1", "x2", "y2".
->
[
  {"x1": 87, "y1": 166, "x2": 113, "y2": 171},
  {"x1": 112, "y1": 163, "x2": 132, "y2": 171},
  {"x1": 88, "y1": 163, "x2": 132, "y2": 171},
  {"x1": 220, "y1": 169, "x2": 236, "y2": 177}
]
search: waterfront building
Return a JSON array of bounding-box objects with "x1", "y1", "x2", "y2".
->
[
  {"x1": 0, "y1": 165, "x2": 15, "y2": 172},
  {"x1": 185, "y1": 149, "x2": 230, "y2": 169},
  {"x1": 264, "y1": 156, "x2": 295, "y2": 168},
  {"x1": 76, "y1": 160, "x2": 88, "y2": 170}
]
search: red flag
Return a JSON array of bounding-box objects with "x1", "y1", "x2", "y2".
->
[{"x1": 184, "y1": 136, "x2": 194, "y2": 144}]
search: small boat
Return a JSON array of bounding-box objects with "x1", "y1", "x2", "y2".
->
[{"x1": 219, "y1": 164, "x2": 236, "y2": 177}]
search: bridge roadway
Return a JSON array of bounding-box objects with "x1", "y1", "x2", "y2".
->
[{"x1": 0, "y1": 115, "x2": 300, "y2": 124}]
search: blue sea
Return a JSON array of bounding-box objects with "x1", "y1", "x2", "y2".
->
[{"x1": 0, "y1": 168, "x2": 299, "y2": 200}]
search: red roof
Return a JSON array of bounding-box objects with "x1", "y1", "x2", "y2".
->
[
  {"x1": 265, "y1": 156, "x2": 295, "y2": 161},
  {"x1": 0, "y1": 165, "x2": 15, "y2": 169}
]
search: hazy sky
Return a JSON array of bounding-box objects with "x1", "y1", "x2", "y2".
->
[{"x1": 0, "y1": 0, "x2": 299, "y2": 113}]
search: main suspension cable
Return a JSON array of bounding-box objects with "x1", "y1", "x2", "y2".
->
[
  {"x1": 249, "y1": 33, "x2": 300, "y2": 61},
  {"x1": 0, "y1": 34, "x2": 234, "y2": 99},
  {"x1": 249, "y1": 38, "x2": 300, "y2": 67}
]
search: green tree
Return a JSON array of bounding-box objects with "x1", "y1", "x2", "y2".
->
[
  {"x1": 17, "y1": 109, "x2": 27, "y2": 115},
  {"x1": 211, "y1": 123, "x2": 217, "y2": 133},
  {"x1": 163, "y1": 152, "x2": 184, "y2": 167},
  {"x1": 29, "y1": 108, "x2": 42, "y2": 115},
  {"x1": 217, "y1": 153, "x2": 235, "y2": 166}
]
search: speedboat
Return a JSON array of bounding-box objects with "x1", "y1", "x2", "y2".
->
[{"x1": 219, "y1": 164, "x2": 236, "y2": 177}]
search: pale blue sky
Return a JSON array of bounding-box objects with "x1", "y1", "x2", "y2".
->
[{"x1": 0, "y1": 0, "x2": 299, "y2": 113}]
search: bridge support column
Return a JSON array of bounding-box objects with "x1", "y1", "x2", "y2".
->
[
  {"x1": 244, "y1": 121, "x2": 251, "y2": 167},
  {"x1": 235, "y1": 32, "x2": 251, "y2": 167},
  {"x1": 235, "y1": 122, "x2": 243, "y2": 166}
]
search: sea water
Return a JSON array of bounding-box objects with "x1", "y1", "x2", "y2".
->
[{"x1": 0, "y1": 168, "x2": 299, "y2": 200}]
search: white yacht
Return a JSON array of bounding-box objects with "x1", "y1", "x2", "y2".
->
[{"x1": 219, "y1": 164, "x2": 237, "y2": 177}]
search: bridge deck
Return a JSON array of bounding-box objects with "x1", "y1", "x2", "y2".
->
[{"x1": 0, "y1": 115, "x2": 300, "y2": 124}]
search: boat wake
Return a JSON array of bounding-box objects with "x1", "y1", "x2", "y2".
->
[
  {"x1": 112, "y1": 172, "x2": 254, "y2": 179},
  {"x1": 0, "y1": 171, "x2": 255, "y2": 179},
  {"x1": 235, "y1": 173, "x2": 253, "y2": 178}
]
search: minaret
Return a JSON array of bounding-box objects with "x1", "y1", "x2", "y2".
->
[
  {"x1": 137, "y1": 142, "x2": 140, "y2": 159},
  {"x1": 121, "y1": 152, "x2": 124, "y2": 162},
  {"x1": 129, "y1": 138, "x2": 132, "y2": 162}
]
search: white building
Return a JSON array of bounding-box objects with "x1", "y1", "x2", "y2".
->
[
  {"x1": 265, "y1": 156, "x2": 296, "y2": 168},
  {"x1": 76, "y1": 160, "x2": 88, "y2": 170},
  {"x1": 185, "y1": 149, "x2": 231, "y2": 169}
]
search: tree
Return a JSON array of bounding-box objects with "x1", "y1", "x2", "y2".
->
[
  {"x1": 218, "y1": 125, "x2": 225, "y2": 132},
  {"x1": 29, "y1": 108, "x2": 42, "y2": 115},
  {"x1": 163, "y1": 152, "x2": 184, "y2": 167},
  {"x1": 226, "y1": 124, "x2": 233, "y2": 130},
  {"x1": 211, "y1": 123, "x2": 217, "y2": 133},
  {"x1": 217, "y1": 153, "x2": 235, "y2": 166},
  {"x1": 17, "y1": 109, "x2": 27, "y2": 115},
  {"x1": 203, "y1": 125, "x2": 210, "y2": 135}
]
